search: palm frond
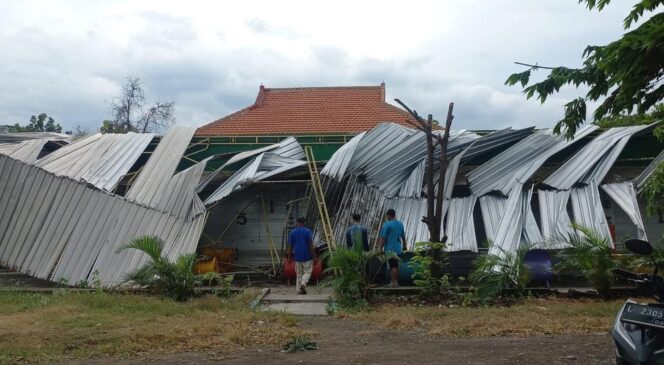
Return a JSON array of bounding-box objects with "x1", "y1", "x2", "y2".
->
[{"x1": 117, "y1": 235, "x2": 165, "y2": 262}]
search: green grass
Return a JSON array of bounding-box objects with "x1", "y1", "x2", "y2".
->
[
  {"x1": 0, "y1": 290, "x2": 304, "y2": 364},
  {"x1": 346, "y1": 297, "x2": 625, "y2": 337}
]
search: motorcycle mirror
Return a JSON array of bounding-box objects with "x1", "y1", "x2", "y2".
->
[{"x1": 625, "y1": 239, "x2": 654, "y2": 255}]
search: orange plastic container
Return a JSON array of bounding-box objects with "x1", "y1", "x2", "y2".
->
[
  {"x1": 194, "y1": 257, "x2": 217, "y2": 274},
  {"x1": 201, "y1": 247, "x2": 236, "y2": 273}
]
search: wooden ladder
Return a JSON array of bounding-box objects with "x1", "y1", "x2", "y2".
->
[{"x1": 304, "y1": 146, "x2": 336, "y2": 250}]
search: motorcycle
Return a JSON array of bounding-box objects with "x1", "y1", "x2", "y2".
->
[{"x1": 613, "y1": 238, "x2": 664, "y2": 364}]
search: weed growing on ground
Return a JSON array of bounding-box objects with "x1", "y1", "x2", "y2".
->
[{"x1": 0, "y1": 290, "x2": 304, "y2": 363}]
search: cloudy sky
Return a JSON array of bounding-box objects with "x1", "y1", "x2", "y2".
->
[{"x1": 0, "y1": 0, "x2": 639, "y2": 132}]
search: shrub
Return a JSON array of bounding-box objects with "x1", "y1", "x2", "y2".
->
[
  {"x1": 411, "y1": 241, "x2": 450, "y2": 299},
  {"x1": 119, "y1": 236, "x2": 205, "y2": 301},
  {"x1": 324, "y1": 244, "x2": 384, "y2": 311},
  {"x1": 469, "y1": 243, "x2": 532, "y2": 301},
  {"x1": 555, "y1": 224, "x2": 619, "y2": 297}
]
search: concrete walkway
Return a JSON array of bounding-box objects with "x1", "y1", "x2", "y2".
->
[{"x1": 260, "y1": 286, "x2": 333, "y2": 316}]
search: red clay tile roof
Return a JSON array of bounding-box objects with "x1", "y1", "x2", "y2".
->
[{"x1": 196, "y1": 83, "x2": 417, "y2": 136}]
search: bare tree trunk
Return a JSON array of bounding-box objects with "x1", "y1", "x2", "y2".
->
[
  {"x1": 434, "y1": 103, "x2": 455, "y2": 242},
  {"x1": 424, "y1": 114, "x2": 439, "y2": 243}
]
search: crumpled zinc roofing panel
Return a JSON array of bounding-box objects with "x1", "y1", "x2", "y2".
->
[
  {"x1": 537, "y1": 189, "x2": 573, "y2": 246},
  {"x1": 204, "y1": 152, "x2": 307, "y2": 205},
  {"x1": 346, "y1": 123, "x2": 415, "y2": 175},
  {"x1": 126, "y1": 127, "x2": 195, "y2": 205},
  {"x1": 0, "y1": 155, "x2": 206, "y2": 286},
  {"x1": 328, "y1": 179, "x2": 389, "y2": 250},
  {"x1": 543, "y1": 125, "x2": 653, "y2": 190},
  {"x1": 634, "y1": 149, "x2": 664, "y2": 192},
  {"x1": 196, "y1": 137, "x2": 304, "y2": 192},
  {"x1": 468, "y1": 125, "x2": 597, "y2": 196},
  {"x1": 482, "y1": 184, "x2": 537, "y2": 256},
  {"x1": 458, "y1": 127, "x2": 535, "y2": 163},
  {"x1": 0, "y1": 132, "x2": 70, "y2": 143},
  {"x1": 35, "y1": 132, "x2": 154, "y2": 192},
  {"x1": 320, "y1": 132, "x2": 365, "y2": 181},
  {"x1": 570, "y1": 181, "x2": 613, "y2": 246},
  {"x1": 154, "y1": 158, "x2": 210, "y2": 219},
  {"x1": 0, "y1": 139, "x2": 49, "y2": 164},
  {"x1": 445, "y1": 196, "x2": 478, "y2": 252},
  {"x1": 601, "y1": 182, "x2": 647, "y2": 240}
]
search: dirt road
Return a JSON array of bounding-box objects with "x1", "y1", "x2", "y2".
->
[{"x1": 62, "y1": 316, "x2": 615, "y2": 365}]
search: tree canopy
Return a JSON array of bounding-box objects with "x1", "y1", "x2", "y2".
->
[
  {"x1": 506, "y1": 0, "x2": 664, "y2": 139},
  {"x1": 102, "y1": 77, "x2": 175, "y2": 134},
  {"x1": 7, "y1": 113, "x2": 63, "y2": 133}
]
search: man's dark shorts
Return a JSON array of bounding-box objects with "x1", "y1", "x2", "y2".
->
[{"x1": 388, "y1": 257, "x2": 399, "y2": 269}]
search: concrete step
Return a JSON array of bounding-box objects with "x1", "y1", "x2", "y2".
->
[
  {"x1": 258, "y1": 286, "x2": 333, "y2": 315},
  {"x1": 262, "y1": 293, "x2": 331, "y2": 303},
  {"x1": 262, "y1": 302, "x2": 329, "y2": 316}
]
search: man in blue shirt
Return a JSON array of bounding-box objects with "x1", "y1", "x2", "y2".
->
[
  {"x1": 346, "y1": 213, "x2": 369, "y2": 251},
  {"x1": 288, "y1": 217, "x2": 316, "y2": 294},
  {"x1": 379, "y1": 209, "x2": 407, "y2": 287}
]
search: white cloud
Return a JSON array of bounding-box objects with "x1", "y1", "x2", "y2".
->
[{"x1": 0, "y1": 0, "x2": 642, "y2": 132}]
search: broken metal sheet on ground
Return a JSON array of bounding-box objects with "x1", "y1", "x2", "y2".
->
[
  {"x1": 35, "y1": 132, "x2": 154, "y2": 192},
  {"x1": 0, "y1": 155, "x2": 207, "y2": 286},
  {"x1": 601, "y1": 182, "x2": 647, "y2": 240}
]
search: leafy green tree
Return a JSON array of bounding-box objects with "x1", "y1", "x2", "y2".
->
[
  {"x1": 7, "y1": 113, "x2": 62, "y2": 133},
  {"x1": 506, "y1": 0, "x2": 663, "y2": 140}
]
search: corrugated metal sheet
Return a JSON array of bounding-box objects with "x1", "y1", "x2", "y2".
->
[
  {"x1": 537, "y1": 189, "x2": 573, "y2": 246},
  {"x1": 154, "y1": 158, "x2": 210, "y2": 219},
  {"x1": 0, "y1": 132, "x2": 70, "y2": 143},
  {"x1": 320, "y1": 132, "x2": 365, "y2": 181},
  {"x1": 445, "y1": 196, "x2": 478, "y2": 252},
  {"x1": 543, "y1": 125, "x2": 652, "y2": 190},
  {"x1": 459, "y1": 127, "x2": 535, "y2": 163},
  {"x1": 0, "y1": 139, "x2": 49, "y2": 164},
  {"x1": 126, "y1": 127, "x2": 195, "y2": 204},
  {"x1": 480, "y1": 185, "x2": 537, "y2": 256},
  {"x1": 35, "y1": 132, "x2": 154, "y2": 192},
  {"x1": 204, "y1": 153, "x2": 307, "y2": 205},
  {"x1": 0, "y1": 154, "x2": 206, "y2": 286},
  {"x1": 601, "y1": 182, "x2": 647, "y2": 240},
  {"x1": 197, "y1": 137, "x2": 304, "y2": 192},
  {"x1": 634, "y1": 149, "x2": 664, "y2": 192},
  {"x1": 570, "y1": 181, "x2": 613, "y2": 247},
  {"x1": 321, "y1": 123, "x2": 540, "y2": 251},
  {"x1": 468, "y1": 126, "x2": 597, "y2": 196}
]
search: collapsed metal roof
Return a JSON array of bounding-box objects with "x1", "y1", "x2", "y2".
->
[
  {"x1": 321, "y1": 122, "x2": 660, "y2": 254},
  {"x1": 201, "y1": 137, "x2": 306, "y2": 205},
  {"x1": 320, "y1": 123, "x2": 538, "y2": 252},
  {"x1": 35, "y1": 132, "x2": 155, "y2": 192},
  {"x1": 0, "y1": 127, "x2": 207, "y2": 286}
]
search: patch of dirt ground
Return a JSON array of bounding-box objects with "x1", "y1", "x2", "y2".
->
[{"x1": 59, "y1": 316, "x2": 616, "y2": 365}]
